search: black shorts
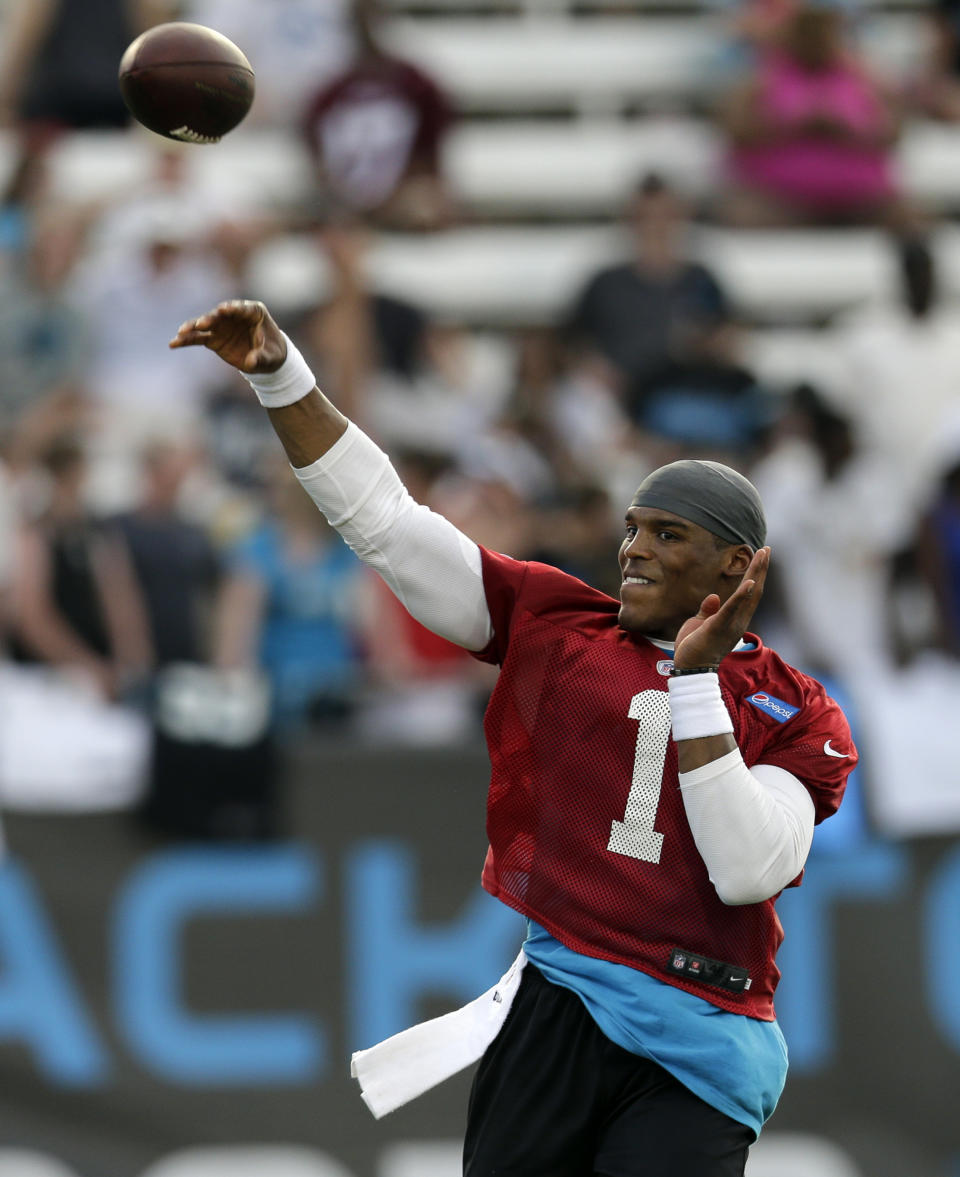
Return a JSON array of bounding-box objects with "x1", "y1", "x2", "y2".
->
[{"x1": 463, "y1": 964, "x2": 752, "y2": 1177}]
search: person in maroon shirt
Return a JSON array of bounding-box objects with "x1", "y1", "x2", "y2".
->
[
  {"x1": 302, "y1": 0, "x2": 455, "y2": 229},
  {"x1": 171, "y1": 299, "x2": 857, "y2": 1177}
]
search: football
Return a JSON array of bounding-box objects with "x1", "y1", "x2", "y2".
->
[{"x1": 118, "y1": 22, "x2": 255, "y2": 144}]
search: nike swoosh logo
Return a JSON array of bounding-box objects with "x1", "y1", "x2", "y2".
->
[{"x1": 824, "y1": 740, "x2": 849, "y2": 758}]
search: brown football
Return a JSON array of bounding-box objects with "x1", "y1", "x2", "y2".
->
[{"x1": 118, "y1": 22, "x2": 255, "y2": 144}]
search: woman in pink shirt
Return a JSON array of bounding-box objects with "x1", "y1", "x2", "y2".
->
[{"x1": 720, "y1": 5, "x2": 904, "y2": 224}]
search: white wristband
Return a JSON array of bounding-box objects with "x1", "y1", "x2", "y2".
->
[
  {"x1": 242, "y1": 331, "x2": 316, "y2": 408},
  {"x1": 667, "y1": 672, "x2": 734, "y2": 743}
]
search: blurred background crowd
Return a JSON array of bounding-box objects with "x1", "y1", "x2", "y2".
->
[
  {"x1": 1, "y1": 3, "x2": 960, "y2": 1176},
  {"x1": 0, "y1": 0, "x2": 959, "y2": 841}
]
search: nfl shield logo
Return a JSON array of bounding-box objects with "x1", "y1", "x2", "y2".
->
[
  {"x1": 672, "y1": 952, "x2": 686, "y2": 969},
  {"x1": 657, "y1": 659, "x2": 674, "y2": 676}
]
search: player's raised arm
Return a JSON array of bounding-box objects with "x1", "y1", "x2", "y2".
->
[
  {"x1": 170, "y1": 299, "x2": 348, "y2": 468},
  {"x1": 170, "y1": 300, "x2": 493, "y2": 652}
]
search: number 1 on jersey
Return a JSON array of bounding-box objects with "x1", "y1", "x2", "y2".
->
[{"x1": 607, "y1": 690, "x2": 672, "y2": 864}]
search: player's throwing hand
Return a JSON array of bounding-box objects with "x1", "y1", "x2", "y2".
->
[{"x1": 169, "y1": 299, "x2": 287, "y2": 374}]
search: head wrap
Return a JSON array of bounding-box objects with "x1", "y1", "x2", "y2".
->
[{"x1": 632, "y1": 460, "x2": 766, "y2": 550}]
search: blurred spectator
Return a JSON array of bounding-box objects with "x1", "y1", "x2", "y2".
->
[
  {"x1": 499, "y1": 327, "x2": 639, "y2": 508},
  {"x1": 528, "y1": 483, "x2": 624, "y2": 599},
  {"x1": 0, "y1": 140, "x2": 51, "y2": 256},
  {"x1": 0, "y1": 388, "x2": 90, "y2": 511},
  {"x1": 186, "y1": 0, "x2": 356, "y2": 130},
  {"x1": 112, "y1": 439, "x2": 221, "y2": 667},
  {"x1": 626, "y1": 319, "x2": 779, "y2": 466},
  {"x1": 719, "y1": 3, "x2": 903, "y2": 226},
  {"x1": 0, "y1": 204, "x2": 90, "y2": 432},
  {"x1": 461, "y1": 332, "x2": 581, "y2": 506},
  {"x1": 89, "y1": 147, "x2": 265, "y2": 261},
  {"x1": 67, "y1": 200, "x2": 233, "y2": 507},
  {"x1": 829, "y1": 234, "x2": 960, "y2": 513},
  {"x1": 296, "y1": 217, "x2": 512, "y2": 455},
  {"x1": 203, "y1": 384, "x2": 279, "y2": 497},
  {"x1": 0, "y1": 0, "x2": 166, "y2": 132},
  {"x1": 213, "y1": 464, "x2": 365, "y2": 729},
  {"x1": 910, "y1": 0, "x2": 960, "y2": 121},
  {"x1": 143, "y1": 660, "x2": 275, "y2": 840},
  {"x1": 751, "y1": 384, "x2": 911, "y2": 678},
  {"x1": 904, "y1": 457, "x2": 960, "y2": 659},
  {"x1": 297, "y1": 217, "x2": 430, "y2": 427},
  {"x1": 302, "y1": 0, "x2": 456, "y2": 230},
  {"x1": 352, "y1": 449, "x2": 506, "y2": 745},
  {"x1": 565, "y1": 174, "x2": 730, "y2": 395},
  {"x1": 9, "y1": 435, "x2": 152, "y2": 700},
  {"x1": 72, "y1": 202, "x2": 232, "y2": 424},
  {"x1": 0, "y1": 434, "x2": 151, "y2": 814},
  {"x1": 430, "y1": 470, "x2": 537, "y2": 565},
  {"x1": 718, "y1": 0, "x2": 804, "y2": 58},
  {"x1": 355, "y1": 568, "x2": 491, "y2": 744},
  {"x1": 0, "y1": 457, "x2": 15, "y2": 640},
  {"x1": 493, "y1": 327, "x2": 634, "y2": 493}
]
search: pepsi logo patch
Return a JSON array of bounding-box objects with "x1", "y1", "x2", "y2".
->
[
  {"x1": 656, "y1": 659, "x2": 674, "y2": 676},
  {"x1": 747, "y1": 691, "x2": 800, "y2": 723}
]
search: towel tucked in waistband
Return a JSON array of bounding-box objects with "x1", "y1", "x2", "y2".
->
[{"x1": 350, "y1": 949, "x2": 527, "y2": 1119}]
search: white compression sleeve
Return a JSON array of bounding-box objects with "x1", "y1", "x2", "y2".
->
[
  {"x1": 293, "y1": 422, "x2": 493, "y2": 652},
  {"x1": 678, "y1": 751, "x2": 815, "y2": 905}
]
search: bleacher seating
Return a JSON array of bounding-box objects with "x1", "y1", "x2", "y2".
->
[
  {"x1": 244, "y1": 222, "x2": 960, "y2": 328},
  {"x1": 447, "y1": 117, "x2": 960, "y2": 216},
  {"x1": 18, "y1": 111, "x2": 960, "y2": 224},
  {"x1": 18, "y1": 109, "x2": 960, "y2": 334},
  {"x1": 383, "y1": 12, "x2": 930, "y2": 112},
  {"x1": 379, "y1": 0, "x2": 924, "y2": 14}
]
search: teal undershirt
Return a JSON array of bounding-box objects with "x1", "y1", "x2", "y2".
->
[
  {"x1": 523, "y1": 922, "x2": 787, "y2": 1140},
  {"x1": 522, "y1": 636, "x2": 787, "y2": 1140}
]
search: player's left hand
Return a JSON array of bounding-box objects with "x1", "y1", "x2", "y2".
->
[{"x1": 673, "y1": 546, "x2": 770, "y2": 670}]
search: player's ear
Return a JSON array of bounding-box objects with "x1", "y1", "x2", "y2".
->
[{"x1": 724, "y1": 544, "x2": 754, "y2": 577}]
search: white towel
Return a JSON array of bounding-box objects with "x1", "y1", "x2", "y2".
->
[{"x1": 350, "y1": 950, "x2": 527, "y2": 1119}]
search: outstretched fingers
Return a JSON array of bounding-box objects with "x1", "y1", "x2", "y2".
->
[
  {"x1": 169, "y1": 311, "x2": 217, "y2": 349},
  {"x1": 744, "y1": 546, "x2": 770, "y2": 596},
  {"x1": 169, "y1": 325, "x2": 210, "y2": 349},
  {"x1": 721, "y1": 547, "x2": 770, "y2": 624},
  {"x1": 168, "y1": 300, "x2": 262, "y2": 349}
]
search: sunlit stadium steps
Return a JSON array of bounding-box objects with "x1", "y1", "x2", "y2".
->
[
  {"x1": 19, "y1": 116, "x2": 960, "y2": 222},
  {"x1": 382, "y1": 13, "x2": 930, "y2": 112},
  {"x1": 245, "y1": 223, "x2": 960, "y2": 327},
  {"x1": 0, "y1": 126, "x2": 316, "y2": 217},
  {"x1": 445, "y1": 117, "x2": 960, "y2": 217},
  {"x1": 379, "y1": 0, "x2": 923, "y2": 16},
  {"x1": 17, "y1": 127, "x2": 960, "y2": 327}
]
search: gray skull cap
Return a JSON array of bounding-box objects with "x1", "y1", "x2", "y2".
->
[{"x1": 631, "y1": 460, "x2": 766, "y2": 551}]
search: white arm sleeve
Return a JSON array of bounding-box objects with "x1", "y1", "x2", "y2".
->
[
  {"x1": 678, "y1": 750, "x2": 815, "y2": 905},
  {"x1": 293, "y1": 422, "x2": 493, "y2": 651}
]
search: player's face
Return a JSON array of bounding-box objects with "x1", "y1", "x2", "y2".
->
[{"x1": 617, "y1": 506, "x2": 745, "y2": 641}]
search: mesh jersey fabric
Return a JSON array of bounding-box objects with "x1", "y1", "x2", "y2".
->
[{"x1": 472, "y1": 548, "x2": 856, "y2": 1019}]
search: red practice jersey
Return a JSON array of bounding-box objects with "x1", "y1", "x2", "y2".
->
[{"x1": 472, "y1": 548, "x2": 856, "y2": 1019}]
